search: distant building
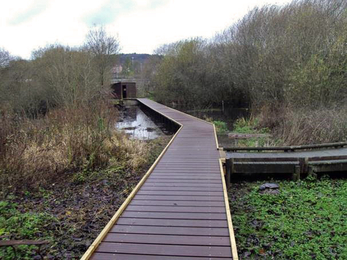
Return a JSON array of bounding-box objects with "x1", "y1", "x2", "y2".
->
[
  {"x1": 111, "y1": 81, "x2": 136, "y2": 99},
  {"x1": 112, "y1": 65, "x2": 123, "y2": 74}
]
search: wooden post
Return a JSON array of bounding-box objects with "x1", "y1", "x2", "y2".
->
[
  {"x1": 299, "y1": 157, "x2": 309, "y2": 176},
  {"x1": 308, "y1": 165, "x2": 316, "y2": 178},
  {"x1": 225, "y1": 159, "x2": 231, "y2": 189},
  {"x1": 293, "y1": 165, "x2": 300, "y2": 181}
]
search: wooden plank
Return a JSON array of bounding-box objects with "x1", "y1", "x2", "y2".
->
[
  {"x1": 234, "y1": 157, "x2": 299, "y2": 162},
  {"x1": 117, "y1": 218, "x2": 228, "y2": 228},
  {"x1": 310, "y1": 162, "x2": 347, "y2": 173},
  {"x1": 91, "y1": 253, "x2": 227, "y2": 260},
  {"x1": 133, "y1": 195, "x2": 224, "y2": 202},
  {"x1": 121, "y1": 211, "x2": 227, "y2": 220},
  {"x1": 151, "y1": 169, "x2": 221, "y2": 173},
  {"x1": 148, "y1": 169, "x2": 219, "y2": 175},
  {"x1": 233, "y1": 162, "x2": 296, "y2": 174},
  {"x1": 233, "y1": 155, "x2": 347, "y2": 162},
  {"x1": 103, "y1": 233, "x2": 230, "y2": 246},
  {"x1": 309, "y1": 155, "x2": 347, "y2": 161},
  {"x1": 150, "y1": 166, "x2": 219, "y2": 169},
  {"x1": 149, "y1": 173, "x2": 221, "y2": 177},
  {"x1": 144, "y1": 180, "x2": 222, "y2": 184},
  {"x1": 139, "y1": 186, "x2": 222, "y2": 191},
  {"x1": 126, "y1": 205, "x2": 226, "y2": 213},
  {"x1": 142, "y1": 183, "x2": 223, "y2": 188},
  {"x1": 147, "y1": 177, "x2": 222, "y2": 181},
  {"x1": 130, "y1": 200, "x2": 225, "y2": 207},
  {"x1": 224, "y1": 141, "x2": 347, "y2": 152},
  {"x1": 137, "y1": 191, "x2": 223, "y2": 196},
  {"x1": 96, "y1": 243, "x2": 232, "y2": 258}
]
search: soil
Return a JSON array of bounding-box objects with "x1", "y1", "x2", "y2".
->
[{"x1": 3, "y1": 137, "x2": 170, "y2": 259}]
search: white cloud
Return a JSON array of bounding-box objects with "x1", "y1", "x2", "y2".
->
[
  {"x1": 0, "y1": 0, "x2": 292, "y2": 58},
  {"x1": 114, "y1": 0, "x2": 292, "y2": 53}
]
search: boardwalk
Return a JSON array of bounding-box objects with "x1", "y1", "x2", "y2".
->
[{"x1": 82, "y1": 98, "x2": 238, "y2": 260}]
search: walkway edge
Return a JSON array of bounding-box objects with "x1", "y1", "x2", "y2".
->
[
  {"x1": 214, "y1": 124, "x2": 239, "y2": 260},
  {"x1": 80, "y1": 122, "x2": 183, "y2": 260},
  {"x1": 220, "y1": 158, "x2": 239, "y2": 260}
]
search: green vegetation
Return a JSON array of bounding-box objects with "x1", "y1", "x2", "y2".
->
[
  {"x1": 0, "y1": 201, "x2": 56, "y2": 259},
  {"x1": 230, "y1": 178, "x2": 347, "y2": 259},
  {"x1": 232, "y1": 117, "x2": 273, "y2": 147},
  {"x1": 213, "y1": 120, "x2": 228, "y2": 134},
  {"x1": 233, "y1": 118, "x2": 269, "y2": 135}
]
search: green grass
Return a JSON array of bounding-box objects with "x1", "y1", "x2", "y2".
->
[
  {"x1": 213, "y1": 120, "x2": 228, "y2": 134},
  {"x1": 0, "y1": 200, "x2": 57, "y2": 259},
  {"x1": 230, "y1": 178, "x2": 347, "y2": 259},
  {"x1": 232, "y1": 117, "x2": 271, "y2": 147}
]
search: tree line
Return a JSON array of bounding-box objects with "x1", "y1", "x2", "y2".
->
[
  {"x1": 0, "y1": 26, "x2": 119, "y2": 117},
  {"x1": 145, "y1": 0, "x2": 347, "y2": 112}
]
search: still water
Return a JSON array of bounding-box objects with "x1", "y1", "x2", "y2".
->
[
  {"x1": 183, "y1": 107, "x2": 250, "y2": 147},
  {"x1": 116, "y1": 104, "x2": 249, "y2": 143},
  {"x1": 116, "y1": 106, "x2": 172, "y2": 140},
  {"x1": 184, "y1": 107, "x2": 249, "y2": 130}
]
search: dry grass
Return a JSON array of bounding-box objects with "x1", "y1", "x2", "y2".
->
[
  {"x1": 258, "y1": 105, "x2": 347, "y2": 145},
  {"x1": 0, "y1": 100, "x2": 151, "y2": 194}
]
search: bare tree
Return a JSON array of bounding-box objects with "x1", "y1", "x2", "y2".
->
[
  {"x1": 0, "y1": 47, "x2": 11, "y2": 68},
  {"x1": 85, "y1": 26, "x2": 120, "y2": 86}
]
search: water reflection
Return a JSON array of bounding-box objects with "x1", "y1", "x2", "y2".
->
[{"x1": 116, "y1": 106, "x2": 165, "y2": 140}]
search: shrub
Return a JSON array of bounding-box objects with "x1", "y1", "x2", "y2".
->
[
  {"x1": 273, "y1": 106, "x2": 347, "y2": 145},
  {"x1": 0, "y1": 98, "x2": 153, "y2": 194},
  {"x1": 213, "y1": 120, "x2": 228, "y2": 133}
]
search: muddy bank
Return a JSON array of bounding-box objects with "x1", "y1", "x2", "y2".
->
[{"x1": 1, "y1": 137, "x2": 170, "y2": 259}]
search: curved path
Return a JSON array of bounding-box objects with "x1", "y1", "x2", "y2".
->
[{"x1": 82, "y1": 98, "x2": 238, "y2": 260}]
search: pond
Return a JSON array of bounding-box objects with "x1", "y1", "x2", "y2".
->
[
  {"x1": 183, "y1": 107, "x2": 249, "y2": 130},
  {"x1": 183, "y1": 107, "x2": 250, "y2": 147},
  {"x1": 116, "y1": 105, "x2": 174, "y2": 140},
  {"x1": 116, "y1": 104, "x2": 249, "y2": 145}
]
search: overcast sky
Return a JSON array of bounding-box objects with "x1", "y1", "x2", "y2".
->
[{"x1": 0, "y1": 0, "x2": 292, "y2": 59}]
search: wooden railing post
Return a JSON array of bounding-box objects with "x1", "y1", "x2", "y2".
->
[
  {"x1": 300, "y1": 157, "x2": 309, "y2": 175},
  {"x1": 225, "y1": 158, "x2": 234, "y2": 189},
  {"x1": 225, "y1": 159, "x2": 232, "y2": 189}
]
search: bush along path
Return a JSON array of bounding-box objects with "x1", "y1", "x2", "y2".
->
[
  {"x1": 0, "y1": 136, "x2": 170, "y2": 259},
  {"x1": 229, "y1": 177, "x2": 347, "y2": 259}
]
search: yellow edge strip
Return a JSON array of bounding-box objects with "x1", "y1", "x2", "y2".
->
[
  {"x1": 81, "y1": 102, "x2": 183, "y2": 260},
  {"x1": 213, "y1": 121, "x2": 238, "y2": 259},
  {"x1": 219, "y1": 158, "x2": 239, "y2": 260},
  {"x1": 213, "y1": 124, "x2": 219, "y2": 150}
]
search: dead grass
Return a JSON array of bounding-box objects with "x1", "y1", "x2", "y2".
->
[
  {"x1": 0, "y1": 100, "x2": 152, "y2": 194},
  {"x1": 258, "y1": 105, "x2": 347, "y2": 145}
]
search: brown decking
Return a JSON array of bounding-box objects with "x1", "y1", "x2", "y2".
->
[{"x1": 83, "y1": 98, "x2": 237, "y2": 260}]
